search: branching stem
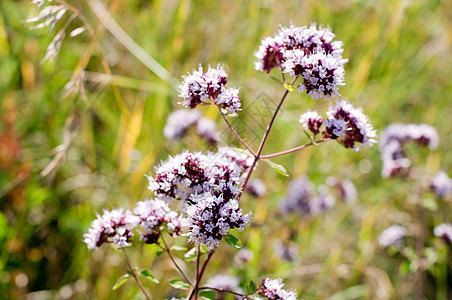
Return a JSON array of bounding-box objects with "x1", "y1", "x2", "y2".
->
[{"x1": 122, "y1": 249, "x2": 151, "y2": 300}]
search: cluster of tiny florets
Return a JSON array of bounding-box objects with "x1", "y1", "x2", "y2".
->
[
  {"x1": 378, "y1": 225, "x2": 406, "y2": 248},
  {"x1": 83, "y1": 209, "x2": 140, "y2": 250},
  {"x1": 299, "y1": 110, "x2": 323, "y2": 135},
  {"x1": 163, "y1": 109, "x2": 219, "y2": 144},
  {"x1": 379, "y1": 123, "x2": 439, "y2": 178},
  {"x1": 246, "y1": 178, "x2": 267, "y2": 197},
  {"x1": 280, "y1": 176, "x2": 335, "y2": 216},
  {"x1": 185, "y1": 193, "x2": 251, "y2": 250},
  {"x1": 434, "y1": 223, "x2": 452, "y2": 243},
  {"x1": 430, "y1": 171, "x2": 452, "y2": 198},
  {"x1": 255, "y1": 23, "x2": 347, "y2": 99},
  {"x1": 134, "y1": 199, "x2": 185, "y2": 244},
  {"x1": 179, "y1": 65, "x2": 241, "y2": 113},
  {"x1": 259, "y1": 277, "x2": 298, "y2": 300},
  {"x1": 147, "y1": 150, "x2": 248, "y2": 202},
  {"x1": 324, "y1": 100, "x2": 377, "y2": 151}
]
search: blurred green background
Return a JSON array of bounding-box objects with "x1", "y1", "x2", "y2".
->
[{"x1": 1, "y1": 0, "x2": 452, "y2": 299}]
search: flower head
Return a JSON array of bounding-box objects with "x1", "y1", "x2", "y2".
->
[
  {"x1": 133, "y1": 199, "x2": 185, "y2": 244},
  {"x1": 254, "y1": 36, "x2": 284, "y2": 73},
  {"x1": 164, "y1": 109, "x2": 201, "y2": 140},
  {"x1": 259, "y1": 277, "x2": 298, "y2": 300},
  {"x1": 185, "y1": 192, "x2": 251, "y2": 250},
  {"x1": 206, "y1": 274, "x2": 243, "y2": 293},
  {"x1": 380, "y1": 124, "x2": 439, "y2": 178},
  {"x1": 83, "y1": 208, "x2": 140, "y2": 250},
  {"x1": 434, "y1": 223, "x2": 452, "y2": 243},
  {"x1": 179, "y1": 65, "x2": 241, "y2": 113},
  {"x1": 431, "y1": 171, "x2": 452, "y2": 198},
  {"x1": 378, "y1": 225, "x2": 406, "y2": 248},
  {"x1": 299, "y1": 110, "x2": 323, "y2": 135},
  {"x1": 324, "y1": 100, "x2": 377, "y2": 151}
]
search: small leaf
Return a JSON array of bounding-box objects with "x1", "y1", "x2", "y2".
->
[
  {"x1": 262, "y1": 159, "x2": 289, "y2": 177},
  {"x1": 200, "y1": 244, "x2": 208, "y2": 254},
  {"x1": 247, "y1": 280, "x2": 257, "y2": 294},
  {"x1": 171, "y1": 245, "x2": 187, "y2": 251},
  {"x1": 283, "y1": 83, "x2": 295, "y2": 92},
  {"x1": 169, "y1": 279, "x2": 191, "y2": 290},
  {"x1": 112, "y1": 273, "x2": 130, "y2": 290},
  {"x1": 139, "y1": 269, "x2": 159, "y2": 284},
  {"x1": 184, "y1": 247, "x2": 198, "y2": 261},
  {"x1": 156, "y1": 250, "x2": 164, "y2": 257},
  {"x1": 224, "y1": 234, "x2": 242, "y2": 248},
  {"x1": 199, "y1": 290, "x2": 216, "y2": 300},
  {"x1": 70, "y1": 27, "x2": 86, "y2": 37}
]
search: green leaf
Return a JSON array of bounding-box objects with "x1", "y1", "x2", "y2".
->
[
  {"x1": 169, "y1": 279, "x2": 191, "y2": 290},
  {"x1": 247, "y1": 280, "x2": 257, "y2": 294},
  {"x1": 283, "y1": 83, "x2": 295, "y2": 92},
  {"x1": 112, "y1": 273, "x2": 130, "y2": 290},
  {"x1": 200, "y1": 244, "x2": 208, "y2": 254},
  {"x1": 262, "y1": 159, "x2": 289, "y2": 177},
  {"x1": 171, "y1": 245, "x2": 187, "y2": 251},
  {"x1": 224, "y1": 234, "x2": 242, "y2": 248},
  {"x1": 156, "y1": 250, "x2": 164, "y2": 257},
  {"x1": 199, "y1": 290, "x2": 216, "y2": 300},
  {"x1": 139, "y1": 269, "x2": 159, "y2": 284},
  {"x1": 184, "y1": 247, "x2": 198, "y2": 261}
]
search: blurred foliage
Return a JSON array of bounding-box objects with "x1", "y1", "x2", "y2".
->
[{"x1": 0, "y1": 0, "x2": 452, "y2": 299}]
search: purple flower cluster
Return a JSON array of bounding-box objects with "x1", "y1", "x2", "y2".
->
[
  {"x1": 185, "y1": 193, "x2": 251, "y2": 250},
  {"x1": 434, "y1": 223, "x2": 452, "y2": 243},
  {"x1": 324, "y1": 101, "x2": 377, "y2": 150},
  {"x1": 179, "y1": 65, "x2": 241, "y2": 113},
  {"x1": 163, "y1": 109, "x2": 219, "y2": 143},
  {"x1": 378, "y1": 225, "x2": 406, "y2": 248},
  {"x1": 83, "y1": 209, "x2": 140, "y2": 250},
  {"x1": 255, "y1": 23, "x2": 347, "y2": 99},
  {"x1": 134, "y1": 199, "x2": 185, "y2": 244},
  {"x1": 299, "y1": 110, "x2": 323, "y2": 135},
  {"x1": 147, "y1": 149, "x2": 250, "y2": 202},
  {"x1": 379, "y1": 123, "x2": 439, "y2": 178},
  {"x1": 84, "y1": 199, "x2": 185, "y2": 249},
  {"x1": 259, "y1": 277, "x2": 298, "y2": 300},
  {"x1": 298, "y1": 101, "x2": 376, "y2": 151},
  {"x1": 326, "y1": 177, "x2": 357, "y2": 203},
  {"x1": 280, "y1": 176, "x2": 335, "y2": 216},
  {"x1": 246, "y1": 178, "x2": 267, "y2": 197},
  {"x1": 430, "y1": 171, "x2": 452, "y2": 198}
]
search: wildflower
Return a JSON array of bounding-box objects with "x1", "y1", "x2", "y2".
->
[
  {"x1": 133, "y1": 199, "x2": 185, "y2": 244},
  {"x1": 380, "y1": 124, "x2": 439, "y2": 178},
  {"x1": 324, "y1": 100, "x2": 377, "y2": 151},
  {"x1": 310, "y1": 185, "x2": 336, "y2": 215},
  {"x1": 431, "y1": 171, "x2": 452, "y2": 198},
  {"x1": 83, "y1": 209, "x2": 140, "y2": 250},
  {"x1": 254, "y1": 36, "x2": 284, "y2": 73},
  {"x1": 378, "y1": 225, "x2": 406, "y2": 248},
  {"x1": 206, "y1": 274, "x2": 243, "y2": 293},
  {"x1": 283, "y1": 50, "x2": 346, "y2": 99},
  {"x1": 185, "y1": 192, "x2": 251, "y2": 250},
  {"x1": 299, "y1": 110, "x2": 323, "y2": 135},
  {"x1": 259, "y1": 277, "x2": 298, "y2": 300},
  {"x1": 326, "y1": 177, "x2": 357, "y2": 202},
  {"x1": 163, "y1": 109, "x2": 201, "y2": 140},
  {"x1": 179, "y1": 65, "x2": 241, "y2": 113},
  {"x1": 246, "y1": 178, "x2": 267, "y2": 197},
  {"x1": 147, "y1": 150, "x2": 243, "y2": 202},
  {"x1": 280, "y1": 176, "x2": 315, "y2": 216},
  {"x1": 434, "y1": 223, "x2": 452, "y2": 243}
]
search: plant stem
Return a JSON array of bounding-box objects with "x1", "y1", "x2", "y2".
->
[
  {"x1": 219, "y1": 109, "x2": 256, "y2": 156},
  {"x1": 238, "y1": 76, "x2": 298, "y2": 197},
  {"x1": 160, "y1": 235, "x2": 193, "y2": 286},
  {"x1": 416, "y1": 197, "x2": 425, "y2": 300},
  {"x1": 199, "y1": 286, "x2": 250, "y2": 297},
  {"x1": 122, "y1": 249, "x2": 151, "y2": 300},
  {"x1": 260, "y1": 138, "x2": 330, "y2": 159},
  {"x1": 188, "y1": 251, "x2": 215, "y2": 299}
]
